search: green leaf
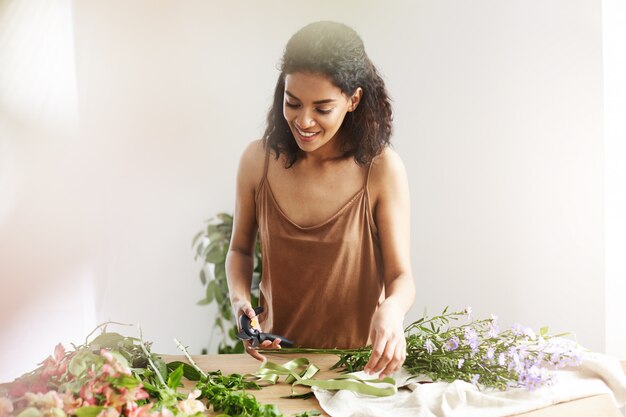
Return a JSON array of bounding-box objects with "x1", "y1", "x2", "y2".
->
[
  {"x1": 68, "y1": 350, "x2": 99, "y2": 377},
  {"x1": 89, "y1": 332, "x2": 127, "y2": 349},
  {"x1": 216, "y1": 212, "x2": 233, "y2": 225},
  {"x1": 167, "y1": 361, "x2": 203, "y2": 381},
  {"x1": 75, "y1": 406, "x2": 104, "y2": 417},
  {"x1": 200, "y1": 269, "x2": 207, "y2": 285},
  {"x1": 167, "y1": 364, "x2": 184, "y2": 389},
  {"x1": 205, "y1": 240, "x2": 227, "y2": 264},
  {"x1": 191, "y1": 230, "x2": 205, "y2": 249},
  {"x1": 540, "y1": 326, "x2": 549, "y2": 337},
  {"x1": 207, "y1": 224, "x2": 222, "y2": 241},
  {"x1": 214, "y1": 263, "x2": 227, "y2": 281},
  {"x1": 233, "y1": 340, "x2": 245, "y2": 353},
  {"x1": 116, "y1": 374, "x2": 141, "y2": 387},
  {"x1": 228, "y1": 326, "x2": 238, "y2": 340}
]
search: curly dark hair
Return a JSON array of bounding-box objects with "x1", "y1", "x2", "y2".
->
[{"x1": 262, "y1": 21, "x2": 393, "y2": 167}]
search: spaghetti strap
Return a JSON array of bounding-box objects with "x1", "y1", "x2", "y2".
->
[
  {"x1": 364, "y1": 155, "x2": 376, "y2": 188},
  {"x1": 261, "y1": 144, "x2": 271, "y2": 183}
]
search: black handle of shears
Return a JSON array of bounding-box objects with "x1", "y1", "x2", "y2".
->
[
  {"x1": 237, "y1": 307, "x2": 294, "y2": 348},
  {"x1": 258, "y1": 332, "x2": 294, "y2": 348}
]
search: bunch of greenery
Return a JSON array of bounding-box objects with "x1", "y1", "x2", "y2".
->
[
  {"x1": 270, "y1": 308, "x2": 582, "y2": 391},
  {"x1": 1, "y1": 324, "x2": 289, "y2": 417},
  {"x1": 193, "y1": 213, "x2": 262, "y2": 354}
]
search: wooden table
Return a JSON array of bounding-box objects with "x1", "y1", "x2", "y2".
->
[{"x1": 163, "y1": 353, "x2": 626, "y2": 417}]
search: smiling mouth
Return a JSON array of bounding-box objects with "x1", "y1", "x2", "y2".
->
[{"x1": 294, "y1": 125, "x2": 320, "y2": 138}]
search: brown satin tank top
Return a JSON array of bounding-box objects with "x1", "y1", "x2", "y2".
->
[{"x1": 255, "y1": 149, "x2": 384, "y2": 349}]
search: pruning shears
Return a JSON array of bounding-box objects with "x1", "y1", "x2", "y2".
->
[{"x1": 237, "y1": 306, "x2": 294, "y2": 348}]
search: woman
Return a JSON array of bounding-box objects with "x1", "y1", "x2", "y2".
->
[{"x1": 226, "y1": 21, "x2": 415, "y2": 379}]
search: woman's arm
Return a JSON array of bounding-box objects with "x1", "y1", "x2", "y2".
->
[
  {"x1": 226, "y1": 140, "x2": 280, "y2": 361},
  {"x1": 364, "y1": 148, "x2": 416, "y2": 379}
]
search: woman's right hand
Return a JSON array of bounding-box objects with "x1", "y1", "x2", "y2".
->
[{"x1": 233, "y1": 301, "x2": 281, "y2": 361}]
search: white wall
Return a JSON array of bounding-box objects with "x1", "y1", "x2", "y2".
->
[
  {"x1": 0, "y1": 0, "x2": 613, "y2": 382},
  {"x1": 603, "y1": 0, "x2": 626, "y2": 359}
]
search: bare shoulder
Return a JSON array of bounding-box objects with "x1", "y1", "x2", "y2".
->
[
  {"x1": 236, "y1": 139, "x2": 267, "y2": 195},
  {"x1": 369, "y1": 147, "x2": 408, "y2": 189},
  {"x1": 237, "y1": 139, "x2": 267, "y2": 191}
]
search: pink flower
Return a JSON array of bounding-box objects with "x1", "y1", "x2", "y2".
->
[
  {"x1": 125, "y1": 403, "x2": 153, "y2": 417},
  {"x1": 100, "y1": 350, "x2": 131, "y2": 377},
  {"x1": 41, "y1": 344, "x2": 68, "y2": 379},
  {"x1": 0, "y1": 397, "x2": 14, "y2": 417},
  {"x1": 61, "y1": 391, "x2": 83, "y2": 414},
  {"x1": 97, "y1": 407, "x2": 121, "y2": 417}
]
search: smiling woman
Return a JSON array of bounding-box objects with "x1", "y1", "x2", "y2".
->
[{"x1": 226, "y1": 21, "x2": 416, "y2": 380}]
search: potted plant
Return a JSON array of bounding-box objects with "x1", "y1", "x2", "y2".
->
[{"x1": 193, "y1": 213, "x2": 262, "y2": 353}]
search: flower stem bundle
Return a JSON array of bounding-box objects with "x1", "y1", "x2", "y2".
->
[{"x1": 273, "y1": 307, "x2": 583, "y2": 391}]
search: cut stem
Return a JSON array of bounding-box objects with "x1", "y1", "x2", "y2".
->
[{"x1": 174, "y1": 338, "x2": 207, "y2": 379}]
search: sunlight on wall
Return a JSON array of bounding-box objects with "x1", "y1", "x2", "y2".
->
[
  {"x1": 0, "y1": 0, "x2": 78, "y2": 131},
  {"x1": 0, "y1": 138, "x2": 19, "y2": 228},
  {"x1": 0, "y1": 0, "x2": 91, "y2": 382}
]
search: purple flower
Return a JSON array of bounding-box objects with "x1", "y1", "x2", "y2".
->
[
  {"x1": 511, "y1": 323, "x2": 524, "y2": 336},
  {"x1": 444, "y1": 337, "x2": 460, "y2": 351},
  {"x1": 518, "y1": 364, "x2": 549, "y2": 391},
  {"x1": 485, "y1": 347, "x2": 495, "y2": 360},
  {"x1": 523, "y1": 327, "x2": 536, "y2": 340},
  {"x1": 497, "y1": 352, "x2": 507, "y2": 366},
  {"x1": 470, "y1": 374, "x2": 480, "y2": 385},
  {"x1": 464, "y1": 327, "x2": 478, "y2": 343},
  {"x1": 487, "y1": 322, "x2": 500, "y2": 338}
]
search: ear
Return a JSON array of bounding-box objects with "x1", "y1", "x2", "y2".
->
[{"x1": 347, "y1": 87, "x2": 363, "y2": 112}]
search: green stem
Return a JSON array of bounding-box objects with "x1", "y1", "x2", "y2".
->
[
  {"x1": 174, "y1": 338, "x2": 207, "y2": 379},
  {"x1": 138, "y1": 325, "x2": 168, "y2": 389}
]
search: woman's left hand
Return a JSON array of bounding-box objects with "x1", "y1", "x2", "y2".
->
[{"x1": 364, "y1": 301, "x2": 407, "y2": 379}]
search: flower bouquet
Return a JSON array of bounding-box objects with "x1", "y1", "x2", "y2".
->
[
  {"x1": 0, "y1": 324, "x2": 284, "y2": 417},
  {"x1": 267, "y1": 307, "x2": 583, "y2": 391}
]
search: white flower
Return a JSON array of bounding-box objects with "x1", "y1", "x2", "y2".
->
[
  {"x1": 0, "y1": 397, "x2": 14, "y2": 417},
  {"x1": 176, "y1": 389, "x2": 205, "y2": 415}
]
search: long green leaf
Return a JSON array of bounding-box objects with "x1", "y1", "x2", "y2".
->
[
  {"x1": 167, "y1": 364, "x2": 184, "y2": 389},
  {"x1": 167, "y1": 361, "x2": 203, "y2": 381},
  {"x1": 75, "y1": 406, "x2": 104, "y2": 417}
]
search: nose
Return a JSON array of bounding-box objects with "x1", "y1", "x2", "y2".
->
[{"x1": 295, "y1": 109, "x2": 315, "y2": 129}]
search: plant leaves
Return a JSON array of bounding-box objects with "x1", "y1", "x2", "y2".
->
[
  {"x1": 216, "y1": 212, "x2": 233, "y2": 225},
  {"x1": 167, "y1": 361, "x2": 203, "y2": 381},
  {"x1": 191, "y1": 230, "x2": 205, "y2": 249},
  {"x1": 205, "y1": 240, "x2": 227, "y2": 264},
  {"x1": 167, "y1": 363, "x2": 184, "y2": 389},
  {"x1": 75, "y1": 406, "x2": 104, "y2": 417},
  {"x1": 89, "y1": 332, "x2": 127, "y2": 350}
]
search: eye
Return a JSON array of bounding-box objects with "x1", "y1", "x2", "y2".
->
[
  {"x1": 316, "y1": 108, "x2": 333, "y2": 114},
  {"x1": 285, "y1": 101, "x2": 300, "y2": 108}
]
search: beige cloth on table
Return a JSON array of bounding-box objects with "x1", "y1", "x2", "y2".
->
[{"x1": 313, "y1": 351, "x2": 626, "y2": 417}]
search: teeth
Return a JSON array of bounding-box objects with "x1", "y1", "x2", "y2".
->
[{"x1": 296, "y1": 126, "x2": 318, "y2": 137}]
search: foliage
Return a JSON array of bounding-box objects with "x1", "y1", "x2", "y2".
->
[
  {"x1": 271, "y1": 307, "x2": 583, "y2": 391},
  {"x1": 193, "y1": 213, "x2": 262, "y2": 354},
  {"x1": 0, "y1": 324, "x2": 287, "y2": 417}
]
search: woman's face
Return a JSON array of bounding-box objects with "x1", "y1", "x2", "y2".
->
[{"x1": 283, "y1": 72, "x2": 361, "y2": 155}]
